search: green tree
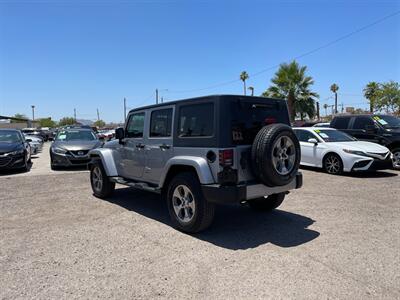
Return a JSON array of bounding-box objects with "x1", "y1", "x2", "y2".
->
[
  {"x1": 330, "y1": 83, "x2": 339, "y2": 114},
  {"x1": 376, "y1": 81, "x2": 400, "y2": 114},
  {"x1": 323, "y1": 104, "x2": 329, "y2": 116},
  {"x1": 363, "y1": 82, "x2": 380, "y2": 113},
  {"x1": 58, "y1": 117, "x2": 76, "y2": 126},
  {"x1": 10, "y1": 113, "x2": 28, "y2": 123},
  {"x1": 240, "y1": 71, "x2": 249, "y2": 95},
  {"x1": 262, "y1": 60, "x2": 319, "y2": 121},
  {"x1": 38, "y1": 118, "x2": 56, "y2": 128},
  {"x1": 93, "y1": 120, "x2": 106, "y2": 128}
]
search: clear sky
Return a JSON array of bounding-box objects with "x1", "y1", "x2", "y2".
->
[{"x1": 0, "y1": 0, "x2": 399, "y2": 123}]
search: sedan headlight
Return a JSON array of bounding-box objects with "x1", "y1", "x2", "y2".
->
[
  {"x1": 343, "y1": 149, "x2": 368, "y2": 157},
  {"x1": 52, "y1": 147, "x2": 67, "y2": 154},
  {"x1": 7, "y1": 149, "x2": 24, "y2": 156}
]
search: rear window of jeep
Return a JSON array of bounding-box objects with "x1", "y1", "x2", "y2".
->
[
  {"x1": 178, "y1": 103, "x2": 214, "y2": 137},
  {"x1": 230, "y1": 100, "x2": 289, "y2": 145}
]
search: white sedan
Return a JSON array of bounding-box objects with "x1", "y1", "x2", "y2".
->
[{"x1": 293, "y1": 127, "x2": 392, "y2": 174}]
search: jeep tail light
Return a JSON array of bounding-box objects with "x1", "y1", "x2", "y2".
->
[
  {"x1": 265, "y1": 117, "x2": 276, "y2": 125},
  {"x1": 219, "y1": 149, "x2": 234, "y2": 167}
]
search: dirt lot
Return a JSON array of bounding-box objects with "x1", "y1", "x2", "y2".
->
[{"x1": 1, "y1": 143, "x2": 399, "y2": 299}]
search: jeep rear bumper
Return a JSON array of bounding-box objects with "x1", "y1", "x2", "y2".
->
[{"x1": 201, "y1": 172, "x2": 303, "y2": 204}]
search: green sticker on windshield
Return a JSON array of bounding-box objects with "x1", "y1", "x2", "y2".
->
[{"x1": 314, "y1": 129, "x2": 321, "y2": 133}]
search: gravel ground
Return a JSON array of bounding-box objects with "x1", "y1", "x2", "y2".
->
[{"x1": 1, "y1": 144, "x2": 399, "y2": 299}]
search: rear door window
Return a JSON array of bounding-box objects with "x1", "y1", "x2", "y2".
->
[
  {"x1": 332, "y1": 117, "x2": 350, "y2": 129},
  {"x1": 178, "y1": 103, "x2": 214, "y2": 137},
  {"x1": 230, "y1": 101, "x2": 290, "y2": 145}
]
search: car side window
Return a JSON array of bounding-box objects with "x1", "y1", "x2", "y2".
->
[
  {"x1": 126, "y1": 112, "x2": 145, "y2": 138},
  {"x1": 332, "y1": 117, "x2": 350, "y2": 129},
  {"x1": 294, "y1": 130, "x2": 316, "y2": 142},
  {"x1": 353, "y1": 117, "x2": 374, "y2": 130},
  {"x1": 150, "y1": 108, "x2": 173, "y2": 137},
  {"x1": 178, "y1": 103, "x2": 214, "y2": 137}
]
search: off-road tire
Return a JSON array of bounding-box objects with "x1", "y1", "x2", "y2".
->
[
  {"x1": 90, "y1": 160, "x2": 115, "y2": 198},
  {"x1": 166, "y1": 172, "x2": 215, "y2": 233},
  {"x1": 323, "y1": 153, "x2": 343, "y2": 175},
  {"x1": 248, "y1": 193, "x2": 285, "y2": 211},
  {"x1": 251, "y1": 124, "x2": 300, "y2": 186}
]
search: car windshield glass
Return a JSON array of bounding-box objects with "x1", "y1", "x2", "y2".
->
[
  {"x1": 314, "y1": 129, "x2": 356, "y2": 142},
  {"x1": 374, "y1": 115, "x2": 400, "y2": 129},
  {"x1": 56, "y1": 130, "x2": 96, "y2": 141},
  {"x1": 0, "y1": 131, "x2": 22, "y2": 143}
]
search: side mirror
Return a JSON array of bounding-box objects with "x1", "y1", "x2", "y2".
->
[
  {"x1": 115, "y1": 128, "x2": 125, "y2": 143},
  {"x1": 308, "y1": 138, "x2": 318, "y2": 145},
  {"x1": 365, "y1": 125, "x2": 377, "y2": 134},
  {"x1": 25, "y1": 139, "x2": 32, "y2": 142}
]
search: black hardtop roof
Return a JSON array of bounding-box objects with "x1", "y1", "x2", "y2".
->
[{"x1": 128, "y1": 94, "x2": 286, "y2": 114}]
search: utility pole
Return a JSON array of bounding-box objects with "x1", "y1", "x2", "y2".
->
[
  {"x1": 156, "y1": 89, "x2": 159, "y2": 104},
  {"x1": 316, "y1": 101, "x2": 320, "y2": 121},
  {"x1": 74, "y1": 108, "x2": 77, "y2": 123},
  {"x1": 31, "y1": 105, "x2": 35, "y2": 121},
  {"x1": 161, "y1": 97, "x2": 164, "y2": 104},
  {"x1": 96, "y1": 108, "x2": 100, "y2": 121},
  {"x1": 339, "y1": 103, "x2": 344, "y2": 113},
  {"x1": 123, "y1": 98, "x2": 127, "y2": 123}
]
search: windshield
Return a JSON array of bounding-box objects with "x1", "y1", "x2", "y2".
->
[
  {"x1": 374, "y1": 115, "x2": 400, "y2": 129},
  {"x1": 314, "y1": 129, "x2": 356, "y2": 142},
  {"x1": 56, "y1": 130, "x2": 96, "y2": 141},
  {"x1": 0, "y1": 131, "x2": 22, "y2": 143}
]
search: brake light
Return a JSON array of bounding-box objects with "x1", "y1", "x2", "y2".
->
[
  {"x1": 265, "y1": 117, "x2": 276, "y2": 125},
  {"x1": 219, "y1": 149, "x2": 234, "y2": 166}
]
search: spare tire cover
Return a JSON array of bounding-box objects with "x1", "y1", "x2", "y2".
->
[{"x1": 251, "y1": 124, "x2": 300, "y2": 187}]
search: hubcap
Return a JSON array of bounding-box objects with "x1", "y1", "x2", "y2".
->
[
  {"x1": 92, "y1": 167, "x2": 103, "y2": 192},
  {"x1": 172, "y1": 185, "x2": 195, "y2": 224},
  {"x1": 325, "y1": 155, "x2": 340, "y2": 174},
  {"x1": 272, "y1": 136, "x2": 296, "y2": 175},
  {"x1": 393, "y1": 151, "x2": 400, "y2": 168}
]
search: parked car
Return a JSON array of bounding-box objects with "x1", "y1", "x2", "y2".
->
[
  {"x1": 330, "y1": 114, "x2": 400, "y2": 169},
  {"x1": 87, "y1": 95, "x2": 303, "y2": 233},
  {"x1": 293, "y1": 127, "x2": 392, "y2": 174},
  {"x1": 0, "y1": 129, "x2": 31, "y2": 171},
  {"x1": 24, "y1": 134, "x2": 44, "y2": 154},
  {"x1": 22, "y1": 128, "x2": 48, "y2": 141},
  {"x1": 50, "y1": 128, "x2": 102, "y2": 170},
  {"x1": 312, "y1": 122, "x2": 330, "y2": 128}
]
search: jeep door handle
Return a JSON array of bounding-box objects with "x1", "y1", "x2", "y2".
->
[
  {"x1": 136, "y1": 143, "x2": 145, "y2": 149},
  {"x1": 159, "y1": 144, "x2": 170, "y2": 150}
]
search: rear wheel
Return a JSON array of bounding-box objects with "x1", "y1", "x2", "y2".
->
[
  {"x1": 90, "y1": 161, "x2": 115, "y2": 198},
  {"x1": 166, "y1": 172, "x2": 215, "y2": 233},
  {"x1": 392, "y1": 148, "x2": 400, "y2": 170},
  {"x1": 248, "y1": 193, "x2": 285, "y2": 211},
  {"x1": 323, "y1": 153, "x2": 343, "y2": 175}
]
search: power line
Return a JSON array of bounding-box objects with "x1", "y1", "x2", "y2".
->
[{"x1": 167, "y1": 10, "x2": 400, "y2": 94}]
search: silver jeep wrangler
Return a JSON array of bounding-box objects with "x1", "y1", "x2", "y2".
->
[{"x1": 88, "y1": 95, "x2": 302, "y2": 233}]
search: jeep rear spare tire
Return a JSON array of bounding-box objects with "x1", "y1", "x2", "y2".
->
[{"x1": 251, "y1": 124, "x2": 300, "y2": 187}]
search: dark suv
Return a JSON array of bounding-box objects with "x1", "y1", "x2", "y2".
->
[
  {"x1": 330, "y1": 114, "x2": 400, "y2": 168},
  {"x1": 88, "y1": 95, "x2": 303, "y2": 232}
]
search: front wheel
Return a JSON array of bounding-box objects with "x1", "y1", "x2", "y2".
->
[
  {"x1": 90, "y1": 161, "x2": 115, "y2": 198},
  {"x1": 323, "y1": 153, "x2": 343, "y2": 175},
  {"x1": 166, "y1": 172, "x2": 215, "y2": 233},
  {"x1": 248, "y1": 193, "x2": 285, "y2": 211},
  {"x1": 392, "y1": 148, "x2": 400, "y2": 170}
]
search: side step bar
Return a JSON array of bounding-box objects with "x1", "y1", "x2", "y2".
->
[{"x1": 110, "y1": 177, "x2": 161, "y2": 193}]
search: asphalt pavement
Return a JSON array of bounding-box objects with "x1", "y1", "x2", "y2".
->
[{"x1": 1, "y1": 144, "x2": 399, "y2": 299}]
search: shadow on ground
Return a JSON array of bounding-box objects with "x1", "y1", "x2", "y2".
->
[
  {"x1": 105, "y1": 187, "x2": 320, "y2": 250},
  {"x1": 0, "y1": 161, "x2": 32, "y2": 176},
  {"x1": 300, "y1": 165, "x2": 398, "y2": 178}
]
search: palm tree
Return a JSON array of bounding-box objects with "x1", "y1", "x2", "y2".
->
[
  {"x1": 248, "y1": 86, "x2": 254, "y2": 96},
  {"x1": 363, "y1": 82, "x2": 380, "y2": 113},
  {"x1": 330, "y1": 83, "x2": 339, "y2": 114},
  {"x1": 323, "y1": 104, "x2": 328, "y2": 116},
  {"x1": 263, "y1": 60, "x2": 319, "y2": 121},
  {"x1": 240, "y1": 71, "x2": 249, "y2": 95}
]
